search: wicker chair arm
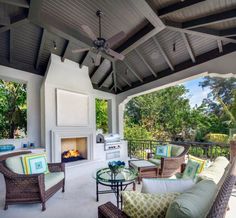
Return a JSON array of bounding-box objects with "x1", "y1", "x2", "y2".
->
[
  {"x1": 181, "y1": 163, "x2": 187, "y2": 173},
  {"x1": 98, "y1": 202, "x2": 128, "y2": 218},
  {"x1": 48, "y1": 163, "x2": 65, "y2": 173}
]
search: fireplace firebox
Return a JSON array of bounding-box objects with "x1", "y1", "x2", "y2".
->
[{"x1": 61, "y1": 137, "x2": 88, "y2": 163}]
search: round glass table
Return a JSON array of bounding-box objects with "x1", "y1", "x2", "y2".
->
[{"x1": 94, "y1": 167, "x2": 138, "y2": 208}]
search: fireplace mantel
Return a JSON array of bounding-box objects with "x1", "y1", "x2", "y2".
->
[{"x1": 50, "y1": 129, "x2": 93, "y2": 162}]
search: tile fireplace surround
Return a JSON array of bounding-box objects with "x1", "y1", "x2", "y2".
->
[{"x1": 50, "y1": 130, "x2": 93, "y2": 163}]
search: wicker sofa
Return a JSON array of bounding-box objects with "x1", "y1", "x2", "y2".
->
[
  {"x1": 147, "y1": 144, "x2": 190, "y2": 177},
  {"x1": 0, "y1": 151, "x2": 65, "y2": 211},
  {"x1": 98, "y1": 157, "x2": 236, "y2": 218}
]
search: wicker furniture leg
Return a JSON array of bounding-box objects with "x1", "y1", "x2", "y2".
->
[
  {"x1": 4, "y1": 203, "x2": 8, "y2": 210},
  {"x1": 42, "y1": 202, "x2": 46, "y2": 211},
  {"x1": 62, "y1": 179, "x2": 65, "y2": 192},
  {"x1": 133, "y1": 181, "x2": 136, "y2": 191}
]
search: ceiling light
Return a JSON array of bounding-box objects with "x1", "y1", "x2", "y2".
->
[{"x1": 53, "y1": 41, "x2": 57, "y2": 50}]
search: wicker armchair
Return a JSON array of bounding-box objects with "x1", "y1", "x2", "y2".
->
[
  {"x1": 0, "y1": 151, "x2": 65, "y2": 211},
  {"x1": 147, "y1": 144, "x2": 190, "y2": 177}
]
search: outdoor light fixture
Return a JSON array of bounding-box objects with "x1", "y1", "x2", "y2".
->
[
  {"x1": 173, "y1": 42, "x2": 176, "y2": 52},
  {"x1": 53, "y1": 41, "x2": 57, "y2": 50}
]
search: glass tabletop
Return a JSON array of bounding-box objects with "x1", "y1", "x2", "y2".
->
[{"x1": 95, "y1": 167, "x2": 138, "y2": 183}]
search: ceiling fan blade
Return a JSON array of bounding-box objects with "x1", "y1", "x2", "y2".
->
[
  {"x1": 94, "y1": 53, "x2": 102, "y2": 66},
  {"x1": 81, "y1": 25, "x2": 97, "y2": 41},
  {"x1": 106, "y1": 31, "x2": 125, "y2": 47},
  {"x1": 106, "y1": 48, "x2": 125, "y2": 61},
  {"x1": 71, "y1": 47, "x2": 90, "y2": 53}
]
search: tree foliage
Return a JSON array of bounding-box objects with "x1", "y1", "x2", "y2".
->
[
  {"x1": 96, "y1": 99, "x2": 108, "y2": 133},
  {"x1": 200, "y1": 77, "x2": 236, "y2": 127},
  {"x1": 0, "y1": 79, "x2": 27, "y2": 139},
  {"x1": 124, "y1": 77, "x2": 236, "y2": 142}
]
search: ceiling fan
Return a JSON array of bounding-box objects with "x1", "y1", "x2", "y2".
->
[{"x1": 72, "y1": 10, "x2": 125, "y2": 66}]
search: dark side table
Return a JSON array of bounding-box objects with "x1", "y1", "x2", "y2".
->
[{"x1": 129, "y1": 160, "x2": 159, "y2": 184}]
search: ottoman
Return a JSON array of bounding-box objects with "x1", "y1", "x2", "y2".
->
[{"x1": 129, "y1": 160, "x2": 159, "y2": 184}]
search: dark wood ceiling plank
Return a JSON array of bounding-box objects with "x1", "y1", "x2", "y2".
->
[
  {"x1": 129, "y1": 0, "x2": 165, "y2": 29},
  {"x1": 114, "y1": 0, "x2": 166, "y2": 56},
  {"x1": 29, "y1": 0, "x2": 93, "y2": 49},
  {"x1": 152, "y1": 37, "x2": 174, "y2": 71},
  {"x1": 0, "y1": 0, "x2": 29, "y2": 8},
  {"x1": 61, "y1": 40, "x2": 71, "y2": 62},
  {"x1": 217, "y1": 40, "x2": 223, "y2": 53},
  {"x1": 118, "y1": 43, "x2": 236, "y2": 93},
  {"x1": 0, "y1": 57, "x2": 44, "y2": 75},
  {"x1": 115, "y1": 23, "x2": 157, "y2": 55},
  {"x1": 190, "y1": 27, "x2": 220, "y2": 36},
  {"x1": 89, "y1": 65, "x2": 100, "y2": 79},
  {"x1": 0, "y1": 16, "x2": 10, "y2": 26},
  {"x1": 98, "y1": 66, "x2": 113, "y2": 88},
  {"x1": 166, "y1": 24, "x2": 236, "y2": 44},
  {"x1": 35, "y1": 29, "x2": 47, "y2": 70},
  {"x1": 124, "y1": 61, "x2": 143, "y2": 82},
  {"x1": 116, "y1": 83, "x2": 123, "y2": 91},
  {"x1": 134, "y1": 49, "x2": 157, "y2": 77},
  {"x1": 158, "y1": 0, "x2": 206, "y2": 17},
  {"x1": 117, "y1": 73, "x2": 132, "y2": 87},
  {"x1": 80, "y1": 51, "x2": 92, "y2": 66},
  {"x1": 113, "y1": 62, "x2": 117, "y2": 93},
  {"x1": 92, "y1": 84, "x2": 114, "y2": 93},
  {"x1": 9, "y1": 29, "x2": 13, "y2": 63},
  {"x1": 183, "y1": 9, "x2": 236, "y2": 29},
  {"x1": 90, "y1": 59, "x2": 106, "y2": 80},
  {"x1": 109, "y1": 83, "x2": 114, "y2": 91},
  {"x1": 0, "y1": 17, "x2": 28, "y2": 33},
  {"x1": 181, "y1": 33, "x2": 196, "y2": 63},
  {"x1": 220, "y1": 28, "x2": 236, "y2": 37}
]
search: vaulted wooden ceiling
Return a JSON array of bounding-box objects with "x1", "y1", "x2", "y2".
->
[{"x1": 1, "y1": 0, "x2": 236, "y2": 94}]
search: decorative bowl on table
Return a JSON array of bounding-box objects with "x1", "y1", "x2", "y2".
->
[{"x1": 108, "y1": 161, "x2": 125, "y2": 174}]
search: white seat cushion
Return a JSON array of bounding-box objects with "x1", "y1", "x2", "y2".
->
[
  {"x1": 141, "y1": 178, "x2": 195, "y2": 194},
  {"x1": 5, "y1": 155, "x2": 24, "y2": 174},
  {"x1": 45, "y1": 172, "x2": 64, "y2": 191}
]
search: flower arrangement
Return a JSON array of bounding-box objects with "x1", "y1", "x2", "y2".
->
[{"x1": 108, "y1": 161, "x2": 125, "y2": 174}]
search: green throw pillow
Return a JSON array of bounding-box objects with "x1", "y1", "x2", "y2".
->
[
  {"x1": 155, "y1": 145, "x2": 172, "y2": 159},
  {"x1": 182, "y1": 160, "x2": 200, "y2": 180},
  {"x1": 122, "y1": 191, "x2": 180, "y2": 218}
]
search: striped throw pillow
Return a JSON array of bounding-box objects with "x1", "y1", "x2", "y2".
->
[{"x1": 21, "y1": 153, "x2": 49, "y2": 175}]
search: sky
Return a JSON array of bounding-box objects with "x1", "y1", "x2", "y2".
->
[{"x1": 182, "y1": 77, "x2": 211, "y2": 108}]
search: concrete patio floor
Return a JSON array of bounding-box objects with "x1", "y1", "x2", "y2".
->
[{"x1": 0, "y1": 160, "x2": 235, "y2": 218}]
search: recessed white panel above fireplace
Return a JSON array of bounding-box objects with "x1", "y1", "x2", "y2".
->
[{"x1": 56, "y1": 89, "x2": 89, "y2": 127}]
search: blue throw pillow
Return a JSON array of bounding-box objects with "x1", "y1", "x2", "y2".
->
[{"x1": 155, "y1": 145, "x2": 171, "y2": 158}]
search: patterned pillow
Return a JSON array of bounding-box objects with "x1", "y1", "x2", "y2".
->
[
  {"x1": 182, "y1": 159, "x2": 200, "y2": 180},
  {"x1": 155, "y1": 145, "x2": 172, "y2": 158},
  {"x1": 189, "y1": 155, "x2": 206, "y2": 173},
  {"x1": 122, "y1": 191, "x2": 180, "y2": 218},
  {"x1": 21, "y1": 153, "x2": 49, "y2": 175}
]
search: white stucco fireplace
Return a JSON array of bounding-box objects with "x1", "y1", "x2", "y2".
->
[{"x1": 41, "y1": 54, "x2": 118, "y2": 163}]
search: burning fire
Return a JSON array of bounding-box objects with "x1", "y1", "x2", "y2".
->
[{"x1": 63, "y1": 149, "x2": 80, "y2": 158}]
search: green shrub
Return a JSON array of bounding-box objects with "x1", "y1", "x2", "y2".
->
[
  {"x1": 124, "y1": 125, "x2": 153, "y2": 140},
  {"x1": 205, "y1": 133, "x2": 229, "y2": 143}
]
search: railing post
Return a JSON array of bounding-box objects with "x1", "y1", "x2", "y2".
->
[{"x1": 230, "y1": 140, "x2": 236, "y2": 163}]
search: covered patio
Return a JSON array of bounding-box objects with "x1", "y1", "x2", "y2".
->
[{"x1": 0, "y1": 0, "x2": 236, "y2": 218}]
